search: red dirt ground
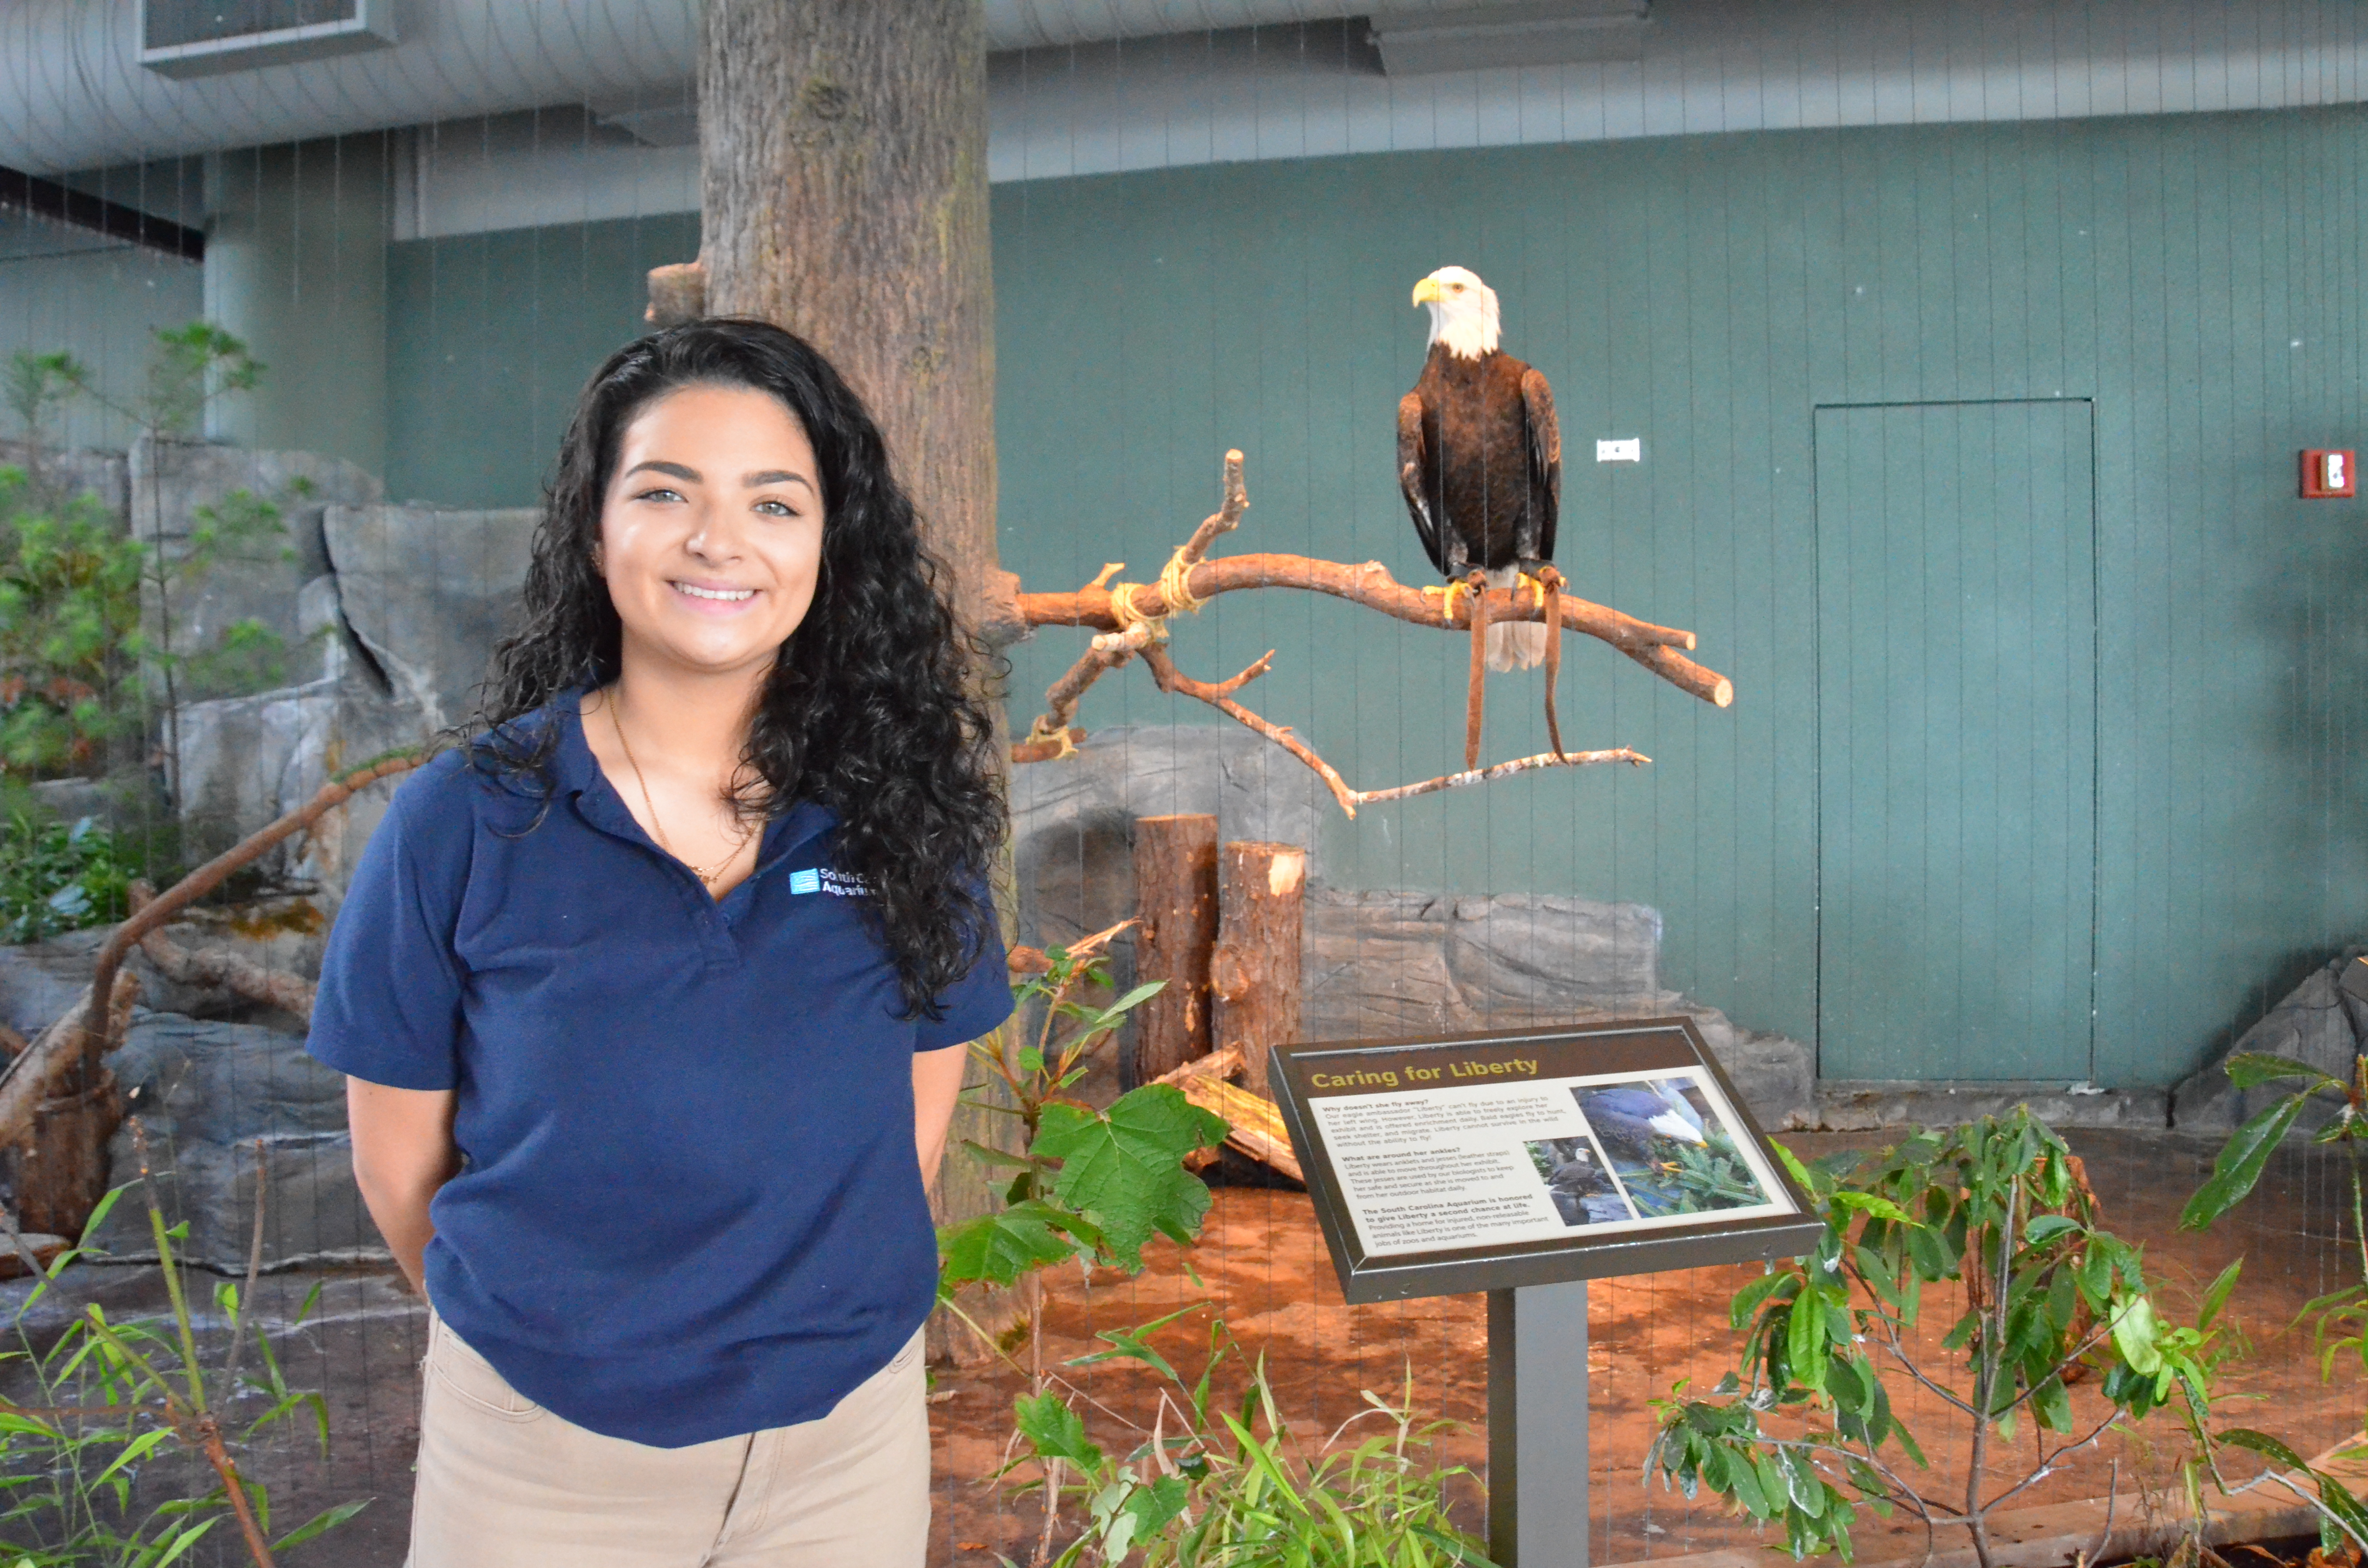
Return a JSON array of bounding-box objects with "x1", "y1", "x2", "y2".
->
[{"x1": 926, "y1": 1129, "x2": 2368, "y2": 1567}]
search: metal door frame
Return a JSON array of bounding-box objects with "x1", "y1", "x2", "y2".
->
[{"x1": 1808, "y1": 397, "x2": 2102, "y2": 1082}]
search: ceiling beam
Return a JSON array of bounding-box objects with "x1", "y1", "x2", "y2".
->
[{"x1": 0, "y1": 165, "x2": 204, "y2": 261}]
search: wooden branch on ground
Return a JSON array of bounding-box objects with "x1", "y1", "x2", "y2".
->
[
  {"x1": 0, "y1": 750, "x2": 431, "y2": 1152},
  {"x1": 1153, "y1": 1045, "x2": 1303, "y2": 1183},
  {"x1": 125, "y1": 882, "x2": 318, "y2": 1023}
]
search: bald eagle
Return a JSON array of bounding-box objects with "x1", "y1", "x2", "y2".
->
[{"x1": 1398, "y1": 266, "x2": 1564, "y2": 766}]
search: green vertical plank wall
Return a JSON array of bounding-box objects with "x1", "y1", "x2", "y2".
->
[
  {"x1": 367, "y1": 105, "x2": 2367, "y2": 1089},
  {"x1": 992, "y1": 104, "x2": 2368, "y2": 1089}
]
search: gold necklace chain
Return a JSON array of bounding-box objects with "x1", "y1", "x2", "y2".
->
[{"x1": 607, "y1": 692, "x2": 752, "y2": 889}]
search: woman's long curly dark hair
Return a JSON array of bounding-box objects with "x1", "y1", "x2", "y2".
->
[{"x1": 474, "y1": 318, "x2": 1004, "y2": 1019}]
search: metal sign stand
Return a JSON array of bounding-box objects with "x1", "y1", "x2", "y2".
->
[{"x1": 1488, "y1": 1280, "x2": 1590, "y2": 1568}]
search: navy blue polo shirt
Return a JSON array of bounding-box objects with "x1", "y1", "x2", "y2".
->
[{"x1": 307, "y1": 692, "x2": 1011, "y2": 1447}]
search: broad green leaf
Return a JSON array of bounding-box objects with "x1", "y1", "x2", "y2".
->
[
  {"x1": 2031, "y1": 1373, "x2": 2072, "y2": 1433},
  {"x1": 1905, "y1": 1225, "x2": 1954, "y2": 1282},
  {"x1": 2109, "y1": 1295, "x2": 2162, "y2": 1377},
  {"x1": 2181, "y1": 1094, "x2": 2309, "y2": 1230},
  {"x1": 2224, "y1": 1052, "x2": 2344, "y2": 1091},
  {"x1": 1015, "y1": 1392, "x2": 1102, "y2": 1469},
  {"x1": 2219, "y1": 1428, "x2": 2311, "y2": 1470},
  {"x1": 1728, "y1": 1451, "x2": 1772, "y2": 1517},
  {"x1": 1731, "y1": 1270, "x2": 1798, "y2": 1333},
  {"x1": 1770, "y1": 1139, "x2": 1822, "y2": 1199},
  {"x1": 1787, "y1": 1286, "x2": 1828, "y2": 1389},
  {"x1": 2022, "y1": 1215, "x2": 2081, "y2": 1244},
  {"x1": 1035, "y1": 1085, "x2": 1228, "y2": 1268},
  {"x1": 1123, "y1": 1472, "x2": 1190, "y2": 1534},
  {"x1": 937, "y1": 1201, "x2": 1079, "y2": 1291},
  {"x1": 1831, "y1": 1192, "x2": 1916, "y2": 1225}
]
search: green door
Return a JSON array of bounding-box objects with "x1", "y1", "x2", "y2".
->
[{"x1": 1814, "y1": 400, "x2": 2097, "y2": 1082}]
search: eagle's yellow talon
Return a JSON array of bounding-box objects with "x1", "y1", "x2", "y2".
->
[
  {"x1": 1423, "y1": 580, "x2": 1470, "y2": 625},
  {"x1": 1518, "y1": 572, "x2": 1551, "y2": 611}
]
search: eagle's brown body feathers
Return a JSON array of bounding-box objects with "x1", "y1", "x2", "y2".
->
[{"x1": 1396, "y1": 343, "x2": 1561, "y2": 581}]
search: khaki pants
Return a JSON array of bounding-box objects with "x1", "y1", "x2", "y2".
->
[{"x1": 407, "y1": 1314, "x2": 930, "y2": 1567}]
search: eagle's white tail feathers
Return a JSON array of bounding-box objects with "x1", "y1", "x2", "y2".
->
[
  {"x1": 1486, "y1": 620, "x2": 1547, "y2": 672},
  {"x1": 1479, "y1": 564, "x2": 1547, "y2": 671}
]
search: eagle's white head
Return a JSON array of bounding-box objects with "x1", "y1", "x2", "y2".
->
[{"x1": 1412, "y1": 265, "x2": 1501, "y2": 360}]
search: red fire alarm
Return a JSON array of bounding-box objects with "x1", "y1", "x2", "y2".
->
[{"x1": 2302, "y1": 449, "x2": 2356, "y2": 498}]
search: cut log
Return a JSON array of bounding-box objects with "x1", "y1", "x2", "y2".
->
[
  {"x1": 0, "y1": 1230, "x2": 67, "y2": 1281},
  {"x1": 1130, "y1": 814, "x2": 1220, "y2": 1086},
  {"x1": 1209, "y1": 842, "x2": 1306, "y2": 1098},
  {"x1": 5, "y1": 1071, "x2": 119, "y2": 1238}
]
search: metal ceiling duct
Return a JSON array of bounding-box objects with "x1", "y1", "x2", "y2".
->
[
  {"x1": 0, "y1": 0, "x2": 700, "y2": 174},
  {"x1": 982, "y1": 0, "x2": 1370, "y2": 51},
  {"x1": 0, "y1": 0, "x2": 1442, "y2": 175}
]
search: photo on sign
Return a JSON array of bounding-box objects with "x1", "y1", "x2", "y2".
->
[
  {"x1": 1569, "y1": 1078, "x2": 1772, "y2": 1219},
  {"x1": 1526, "y1": 1135, "x2": 1637, "y2": 1227}
]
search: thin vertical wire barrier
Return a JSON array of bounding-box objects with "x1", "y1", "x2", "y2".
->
[{"x1": 3, "y1": 3, "x2": 2368, "y2": 1564}]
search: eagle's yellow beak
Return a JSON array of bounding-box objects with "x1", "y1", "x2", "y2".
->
[{"x1": 1412, "y1": 276, "x2": 1443, "y2": 306}]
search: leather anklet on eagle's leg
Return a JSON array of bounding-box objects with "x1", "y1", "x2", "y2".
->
[
  {"x1": 1464, "y1": 569, "x2": 1491, "y2": 771},
  {"x1": 1539, "y1": 567, "x2": 1567, "y2": 760}
]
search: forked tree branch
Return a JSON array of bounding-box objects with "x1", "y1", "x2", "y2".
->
[
  {"x1": 0, "y1": 751, "x2": 431, "y2": 1151},
  {"x1": 1005, "y1": 450, "x2": 1728, "y2": 814},
  {"x1": 1140, "y1": 646, "x2": 1647, "y2": 820}
]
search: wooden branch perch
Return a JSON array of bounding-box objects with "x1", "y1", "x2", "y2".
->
[
  {"x1": 1141, "y1": 646, "x2": 1645, "y2": 819},
  {"x1": 0, "y1": 750, "x2": 430, "y2": 1151},
  {"x1": 1022, "y1": 553, "x2": 1730, "y2": 708},
  {"x1": 1004, "y1": 448, "x2": 1728, "y2": 817},
  {"x1": 125, "y1": 882, "x2": 318, "y2": 1023}
]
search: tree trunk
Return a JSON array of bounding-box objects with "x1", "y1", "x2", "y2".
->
[
  {"x1": 1209, "y1": 843, "x2": 1307, "y2": 1098},
  {"x1": 1130, "y1": 815, "x2": 1220, "y2": 1086},
  {"x1": 699, "y1": 0, "x2": 998, "y2": 609},
  {"x1": 697, "y1": 2, "x2": 1011, "y2": 1348}
]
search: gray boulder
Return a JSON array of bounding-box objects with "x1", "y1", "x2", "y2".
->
[
  {"x1": 84, "y1": 1013, "x2": 378, "y2": 1272},
  {"x1": 2173, "y1": 950, "x2": 2365, "y2": 1134},
  {"x1": 1297, "y1": 887, "x2": 1814, "y2": 1129},
  {"x1": 0, "y1": 438, "x2": 129, "y2": 519},
  {"x1": 169, "y1": 672, "x2": 433, "y2": 888},
  {"x1": 129, "y1": 436, "x2": 381, "y2": 693},
  {"x1": 323, "y1": 503, "x2": 539, "y2": 731},
  {"x1": 0, "y1": 940, "x2": 94, "y2": 1038}
]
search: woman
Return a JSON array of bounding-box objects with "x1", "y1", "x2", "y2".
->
[{"x1": 308, "y1": 319, "x2": 1011, "y2": 1566}]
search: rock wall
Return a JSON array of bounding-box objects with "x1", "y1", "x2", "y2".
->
[
  {"x1": 1011, "y1": 726, "x2": 1818, "y2": 1129},
  {"x1": 2172, "y1": 949, "x2": 2368, "y2": 1135},
  {"x1": 130, "y1": 435, "x2": 381, "y2": 694},
  {"x1": 170, "y1": 502, "x2": 537, "y2": 889}
]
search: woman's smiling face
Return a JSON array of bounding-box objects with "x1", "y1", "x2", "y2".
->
[{"x1": 597, "y1": 382, "x2": 826, "y2": 681}]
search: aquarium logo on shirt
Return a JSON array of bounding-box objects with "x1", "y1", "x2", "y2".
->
[{"x1": 789, "y1": 868, "x2": 869, "y2": 897}]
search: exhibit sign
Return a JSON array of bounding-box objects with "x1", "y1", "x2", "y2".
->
[{"x1": 1271, "y1": 1018, "x2": 1825, "y2": 1303}]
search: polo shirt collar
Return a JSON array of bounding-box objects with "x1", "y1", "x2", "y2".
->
[{"x1": 552, "y1": 686, "x2": 835, "y2": 867}]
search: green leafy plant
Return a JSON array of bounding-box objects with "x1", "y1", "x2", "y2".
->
[
  {"x1": 0, "y1": 812, "x2": 133, "y2": 944},
  {"x1": 2179, "y1": 1052, "x2": 2368, "y2": 1554},
  {"x1": 0, "y1": 1123, "x2": 367, "y2": 1564},
  {"x1": 1, "y1": 327, "x2": 295, "y2": 800},
  {"x1": 1650, "y1": 1110, "x2": 2239, "y2": 1568},
  {"x1": 940, "y1": 924, "x2": 1491, "y2": 1566},
  {"x1": 1008, "y1": 1313, "x2": 1490, "y2": 1568},
  {"x1": 938, "y1": 921, "x2": 1223, "y2": 1336}
]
